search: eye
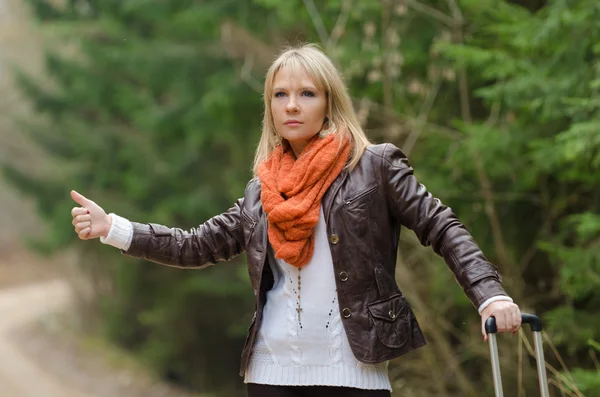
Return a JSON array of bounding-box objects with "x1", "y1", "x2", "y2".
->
[
  {"x1": 274, "y1": 91, "x2": 286, "y2": 98},
  {"x1": 302, "y1": 90, "x2": 315, "y2": 97}
]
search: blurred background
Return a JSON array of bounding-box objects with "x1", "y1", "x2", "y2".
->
[{"x1": 0, "y1": 0, "x2": 598, "y2": 396}]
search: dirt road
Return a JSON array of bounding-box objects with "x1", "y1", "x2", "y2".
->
[
  {"x1": 0, "y1": 279, "x2": 90, "y2": 397},
  {"x1": 0, "y1": 276, "x2": 202, "y2": 397}
]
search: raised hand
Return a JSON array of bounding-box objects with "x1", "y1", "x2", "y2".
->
[{"x1": 70, "y1": 190, "x2": 112, "y2": 240}]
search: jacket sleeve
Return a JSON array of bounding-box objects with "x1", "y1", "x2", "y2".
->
[
  {"x1": 121, "y1": 198, "x2": 245, "y2": 269},
  {"x1": 380, "y1": 143, "x2": 508, "y2": 309}
]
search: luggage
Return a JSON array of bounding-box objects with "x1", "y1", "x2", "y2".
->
[{"x1": 485, "y1": 313, "x2": 550, "y2": 397}]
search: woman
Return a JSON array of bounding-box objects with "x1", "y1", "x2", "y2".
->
[{"x1": 71, "y1": 44, "x2": 521, "y2": 397}]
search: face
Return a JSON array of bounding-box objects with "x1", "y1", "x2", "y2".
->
[{"x1": 270, "y1": 65, "x2": 327, "y2": 157}]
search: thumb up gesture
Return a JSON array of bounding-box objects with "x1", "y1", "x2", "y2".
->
[{"x1": 70, "y1": 190, "x2": 112, "y2": 240}]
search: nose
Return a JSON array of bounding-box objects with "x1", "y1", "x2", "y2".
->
[{"x1": 286, "y1": 95, "x2": 299, "y2": 113}]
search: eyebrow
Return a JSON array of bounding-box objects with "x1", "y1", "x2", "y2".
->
[{"x1": 273, "y1": 86, "x2": 318, "y2": 91}]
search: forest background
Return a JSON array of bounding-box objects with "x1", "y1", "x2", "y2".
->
[{"x1": 1, "y1": 0, "x2": 599, "y2": 396}]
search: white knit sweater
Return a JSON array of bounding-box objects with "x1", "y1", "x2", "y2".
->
[
  {"x1": 101, "y1": 211, "x2": 511, "y2": 392},
  {"x1": 243, "y1": 209, "x2": 391, "y2": 390}
]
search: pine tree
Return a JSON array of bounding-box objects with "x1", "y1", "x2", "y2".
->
[
  {"x1": 5, "y1": 0, "x2": 599, "y2": 395},
  {"x1": 433, "y1": 0, "x2": 600, "y2": 394},
  {"x1": 5, "y1": 0, "x2": 271, "y2": 393}
]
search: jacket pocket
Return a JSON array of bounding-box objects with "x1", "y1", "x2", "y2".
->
[
  {"x1": 344, "y1": 185, "x2": 379, "y2": 207},
  {"x1": 367, "y1": 294, "x2": 414, "y2": 349}
]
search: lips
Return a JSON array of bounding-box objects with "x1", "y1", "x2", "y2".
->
[{"x1": 284, "y1": 120, "x2": 303, "y2": 126}]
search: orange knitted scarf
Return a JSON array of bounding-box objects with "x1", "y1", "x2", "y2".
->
[{"x1": 257, "y1": 132, "x2": 351, "y2": 267}]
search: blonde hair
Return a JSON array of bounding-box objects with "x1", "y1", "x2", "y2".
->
[{"x1": 252, "y1": 43, "x2": 371, "y2": 175}]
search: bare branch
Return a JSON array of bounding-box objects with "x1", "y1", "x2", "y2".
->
[
  {"x1": 239, "y1": 53, "x2": 263, "y2": 93},
  {"x1": 395, "y1": 248, "x2": 479, "y2": 396},
  {"x1": 220, "y1": 20, "x2": 274, "y2": 71},
  {"x1": 543, "y1": 331, "x2": 580, "y2": 389},
  {"x1": 381, "y1": 0, "x2": 393, "y2": 109},
  {"x1": 520, "y1": 330, "x2": 584, "y2": 397},
  {"x1": 327, "y1": 0, "x2": 352, "y2": 49},
  {"x1": 448, "y1": 1, "x2": 520, "y2": 292},
  {"x1": 220, "y1": 20, "x2": 277, "y2": 92},
  {"x1": 302, "y1": 0, "x2": 330, "y2": 45},
  {"x1": 356, "y1": 97, "x2": 372, "y2": 127},
  {"x1": 486, "y1": 100, "x2": 501, "y2": 126},
  {"x1": 405, "y1": 0, "x2": 456, "y2": 27},
  {"x1": 303, "y1": 0, "x2": 353, "y2": 54},
  {"x1": 350, "y1": 96, "x2": 462, "y2": 141},
  {"x1": 403, "y1": 74, "x2": 443, "y2": 155},
  {"x1": 446, "y1": 0, "x2": 464, "y2": 24},
  {"x1": 351, "y1": 97, "x2": 400, "y2": 123}
]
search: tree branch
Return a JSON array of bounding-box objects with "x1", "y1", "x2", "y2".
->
[
  {"x1": 327, "y1": 0, "x2": 352, "y2": 49},
  {"x1": 350, "y1": 96, "x2": 462, "y2": 141},
  {"x1": 405, "y1": 0, "x2": 456, "y2": 27},
  {"x1": 220, "y1": 19, "x2": 274, "y2": 71},
  {"x1": 356, "y1": 97, "x2": 372, "y2": 127},
  {"x1": 449, "y1": 1, "x2": 520, "y2": 291},
  {"x1": 302, "y1": 0, "x2": 330, "y2": 45},
  {"x1": 446, "y1": 0, "x2": 464, "y2": 24},
  {"x1": 239, "y1": 53, "x2": 263, "y2": 93},
  {"x1": 303, "y1": 0, "x2": 353, "y2": 55},
  {"x1": 395, "y1": 238, "x2": 479, "y2": 396},
  {"x1": 403, "y1": 72, "x2": 443, "y2": 155},
  {"x1": 381, "y1": 0, "x2": 393, "y2": 110}
]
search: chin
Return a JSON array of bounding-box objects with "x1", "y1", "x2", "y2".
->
[{"x1": 282, "y1": 132, "x2": 317, "y2": 142}]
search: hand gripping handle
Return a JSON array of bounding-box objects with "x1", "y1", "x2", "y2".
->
[
  {"x1": 485, "y1": 313, "x2": 543, "y2": 334},
  {"x1": 485, "y1": 313, "x2": 549, "y2": 397}
]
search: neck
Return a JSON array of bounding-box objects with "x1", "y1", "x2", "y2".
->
[
  {"x1": 289, "y1": 143, "x2": 305, "y2": 158},
  {"x1": 290, "y1": 143, "x2": 306, "y2": 158},
  {"x1": 287, "y1": 135, "x2": 318, "y2": 158}
]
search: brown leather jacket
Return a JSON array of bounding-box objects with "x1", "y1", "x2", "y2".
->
[{"x1": 123, "y1": 143, "x2": 508, "y2": 376}]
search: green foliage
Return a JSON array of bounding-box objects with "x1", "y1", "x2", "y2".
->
[
  {"x1": 570, "y1": 368, "x2": 600, "y2": 396},
  {"x1": 4, "y1": 0, "x2": 269, "y2": 393},
  {"x1": 5, "y1": 0, "x2": 600, "y2": 395},
  {"x1": 433, "y1": 0, "x2": 600, "y2": 392}
]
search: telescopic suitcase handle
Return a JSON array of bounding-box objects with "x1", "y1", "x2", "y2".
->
[{"x1": 485, "y1": 313, "x2": 550, "y2": 397}]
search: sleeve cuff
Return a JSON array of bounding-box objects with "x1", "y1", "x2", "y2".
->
[
  {"x1": 478, "y1": 295, "x2": 513, "y2": 315},
  {"x1": 100, "y1": 213, "x2": 133, "y2": 251}
]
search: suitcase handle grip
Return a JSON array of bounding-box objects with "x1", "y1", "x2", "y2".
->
[{"x1": 485, "y1": 313, "x2": 542, "y2": 334}]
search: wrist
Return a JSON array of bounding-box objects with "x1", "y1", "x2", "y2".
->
[
  {"x1": 478, "y1": 296, "x2": 513, "y2": 315},
  {"x1": 103, "y1": 214, "x2": 112, "y2": 238}
]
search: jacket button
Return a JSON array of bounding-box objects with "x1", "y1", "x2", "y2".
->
[
  {"x1": 339, "y1": 271, "x2": 348, "y2": 282},
  {"x1": 328, "y1": 234, "x2": 340, "y2": 244},
  {"x1": 342, "y1": 308, "x2": 351, "y2": 318},
  {"x1": 389, "y1": 310, "x2": 396, "y2": 319}
]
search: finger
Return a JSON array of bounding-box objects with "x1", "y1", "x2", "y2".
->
[
  {"x1": 79, "y1": 227, "x2": 91, "y2": 240},
  {"x1": 482, "y1": 319, "x2": 488, "y2": 342},
  {"x1": 75, "y1": 221, "x2": 91, "y2": 233},
  {"x1": 496, "y1": 311, "x2": 506, "y2": 332},
  {"x1": 503, "y1": 311, "x2": 511, "y2": 332},
  {"x1": 72, "y1": 214, "x2": 91, "y2": 226},
  {"x1": 512, "y1": 308, "x2": 522, "y2": 333},
  {"x1": 70, "y1": 190, "x2": 89, "y2": 207},
  {"x1": 494, "y1": 312, "x2": 504, "y2": 333},
  {"x1": 71, "y1": 207, "x2": 88, "y2": 217}
]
